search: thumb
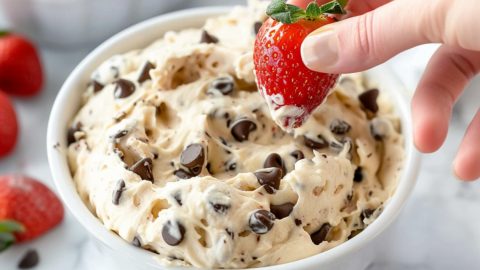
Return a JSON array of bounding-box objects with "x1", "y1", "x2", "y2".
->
[{"x1": 300, "y1": 0, "x2": 449, "y2": 73}]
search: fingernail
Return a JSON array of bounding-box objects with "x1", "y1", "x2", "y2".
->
[{"x1": 301, "y1": 29, "x2": 338, "y2": 72}]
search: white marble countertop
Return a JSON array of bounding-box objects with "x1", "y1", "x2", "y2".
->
[{"x1": 1, "y1": 4, "x2": 480, "y2": 270}]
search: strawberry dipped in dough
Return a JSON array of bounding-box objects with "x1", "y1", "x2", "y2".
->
[{"x1": 254, "y1": 0, "x2": 345, "y2": 131}]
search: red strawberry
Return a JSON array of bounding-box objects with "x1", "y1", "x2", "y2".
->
[
  {"x1": 0, "y1": 175, "x2": 64, "y2": 249},
  {"x1": 0, "y1": 31, "x2": 43, "y2": 97},
  {"x1": 0, "y1": 90, "x2": 19, "y2": 158},
  {"x1": 254, "y1": 0, "x2": 346, "y2": 130}
]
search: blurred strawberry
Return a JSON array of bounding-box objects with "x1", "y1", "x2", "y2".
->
[
  {"x1": 0, "y1": 90, "x2": 19, "y2": 157},
  {"x1": 0, "y1": 175, "x2": 64, "y2": 250},
  {"x1": 0, "y1": 31, "x2": 43, "y2": 97}
]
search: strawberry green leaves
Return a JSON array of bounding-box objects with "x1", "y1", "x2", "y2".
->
[
  {"x1": 0, "y1": 220, "x2": 24, "y2": 252},
  {"x1": 266, "y1": 0, "x2": 305, "y2": 24},
  {"x1": 266, "y1": 0, "x2": 348, "y2": 24},
  {"x1": 306, "y1": 2, "x2": 322, "y2": 18},
  {"x1": 318, "y1": 0, "x2": 347, "y2": 15}
]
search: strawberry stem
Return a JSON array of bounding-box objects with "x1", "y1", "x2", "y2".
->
[
  {"x1": 0, "y1": 30, "x2": 9, "y2": 37},
  {"x1": 0, "y1": 220, "x2": 24, "y2": 252},
  {"x1": 266, "y1": 0, "x2": 348, "y2": 24},
  {"x1": 0, "y1": 232, "x2": 15, "y2": 252}
]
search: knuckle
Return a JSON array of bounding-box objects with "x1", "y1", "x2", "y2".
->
[
  {"x1": 420, "y1": 0, "x2": 452, "y2": 44},
  {"x1": 448, "y1": 51, "x2": 478, "y2": 80},
  {"x1": 352, "y1": 12, "x2": 378, "y2": 59}
]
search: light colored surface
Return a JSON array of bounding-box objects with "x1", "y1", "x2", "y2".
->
[{"x1": 0, "y1": 5, "x2": 480, "y2": 270}]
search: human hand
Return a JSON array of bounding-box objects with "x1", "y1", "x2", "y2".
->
[{"x1": 290, "y1": 0, "x2": 480, "y2": 180}]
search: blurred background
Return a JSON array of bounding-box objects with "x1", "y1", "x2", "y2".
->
[
  {"x1": 0, "y1": 0, "x2": 246, "y2": 48},
  {"x1": 0, "y1": 1, "x2": 479, "y2": 270}
]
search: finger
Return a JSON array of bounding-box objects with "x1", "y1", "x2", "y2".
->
[
  {"x1": 454, "y1": 109, "x2": 480, "y2": 181},
  {"x1": 300, "y1": 0, "x2": 472, "y2": 73},
  {"x1": 412, "y1": 46, "x2": 480, "y2": 153},
  {"x1": 345, "y1": 0, "x2": 390, "y2": 17}
]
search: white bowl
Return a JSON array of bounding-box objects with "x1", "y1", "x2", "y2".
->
[{"x1": 47, "y1": 7, "x2": 421, "y2": 270}]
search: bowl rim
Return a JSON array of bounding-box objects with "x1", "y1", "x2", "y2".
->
[{"x1": 47, "y1": 6, "x2": 421, "y2": 270}]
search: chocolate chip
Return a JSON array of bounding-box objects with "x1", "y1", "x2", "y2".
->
[
  {"x1": 290, "y1": 150, "x2": 305, "y2": 161},
  {"x1": 174, "y1": 169, "x2": 193, "y2": 179},
  {"x1": 137, "y1": 61, "x2": 155, "y2": 83},
  {"x1": 226, "y1": 228, "x2": 234, "y2": 239},
  {"x1": 270, "y1": 203, "x2": 294, "y2": 219},
  {"x1": 253, "y1": 21, "x2": 262, "y2": 34},
  {"x1": 330, "y1": 137, "x2": 352, "y2": 153},
  {"x1": 359, "y1": 89, "x2": 379, "y2": 113},
  {"x1": 231, "y1": 119, "x2": 257, "y2": 142},
  {"x1": 329, "y1": 141, "x2": 343, "y2": 151},
  {"x1": 114, "y1": 79, "x2": 136, "y2": 99},
  {"x1": 18, "y1": 249, "x2": 39, "y2": 269},
  {"x1": 173, "y1": 192, "x2": 182, "y2": 206},
  {"x1": 370, "y1": 118, "x2": 389, "y2": 140},
  {"x1": 180, "y1": 144, "x2": 205, "y2": 176},
  {"x1": 220, "y1": 137, "x2": 228, "y2": 146},
  {"x1": 263, "y1": 153, "x2": 287, "y2": 177},
  {"x1": 361, "y1": 209, "x2": 375, "y2": 220},
  {"x1": 330, "y1": 119, "x2": 351, "y2": 135},
  {"x1": 112, "y1": 129, "x2": 128, "y2": 139},
  {"x1": 348, "y1": 229, "x2": 362, "y2": 240},
  {"x1": 200, "y1": 30, "x2": 219, "y2": 44},
  {"x1": 249, "y1": 209, "x2": 275, "y2": 234},
  {"x1": 209, "y1": 76, "x2": 234, "y2": 95},
  {"x1": 91, "y1": 80, "x2": 104, "y2": 93},
  {"x1": 294, "y1": 219, "x2": 302, "y2": 226},
  {"x1": 67, "y1": 122, "x2": 83, "y2": 145},
  {"x1": 111, "y1": 66, "x2": 120, "y2": 79},
  {"x1": 254, "y1": 168, "x2": 282, "y2": 194},
  {"x1": 303, "y1": 135, "x2": 328, "y2": 149},
  {"x1": 112, "y1": 179, "x2": 126, "y2": 205},
  {"x1": 130, "y1": 157, "x2": 154, "y2": 182},
  {"x1": 132, "y1": 236, "x2": 142, "y2": 247},
  {"x1": 206, "y1": 163, "x2": 213, "y2": 174},
  {"x1": 210, "y1": 202, "x2": 230, "y2": 214},
  {"x1": 354, "y1": 167, "x2": 363, "y2": 182},
  {"x1": 310, "y1": 223, "x2": 331, "y2": 245},
  {"x1": 228, "y1": 163, "x2": 237, "y2": 171},
  {"x1": 162, "y1": 220, "x2": 186, "y2": 246}
]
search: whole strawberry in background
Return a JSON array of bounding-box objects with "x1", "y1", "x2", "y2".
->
[
  {"x1": 0, "y1": 31, "x2": 43, "y2": 97},
  {"x1": 0, "y1": 175, "x2": 64, "y2": 251},
  {"x1": 254, "y1": 0, "x2": 346, "y2": 131},
  {"x1": 0, "y1": 91, "x2": 19, "y2": 157}
]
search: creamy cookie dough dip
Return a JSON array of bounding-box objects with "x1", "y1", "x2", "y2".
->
[{"x1": 67, "y1": 1, "x2": 404, "y2": 268}]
